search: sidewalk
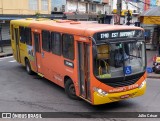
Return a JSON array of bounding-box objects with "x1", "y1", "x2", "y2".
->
[
  {"x1": 147, "y1": 73, "x2": 160, "y2": 79},
  {"x1": 0, "y1": 46, "x2": 159, "y2": 78},
  {"x1": 146, "y1": 50, "x2": 160, "y2": 79},
  {"x1": 0, "y1": 46, "x2": 13, "y2": 57}
]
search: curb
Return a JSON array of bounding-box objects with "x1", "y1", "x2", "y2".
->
[
  {"x1": 0, "y1": 53, "x2": 13, "y2": 58},
  {"x1": 147, "y1": 76, "x2": 160, "y2": 79},
  {"x1": 147, "y1": 73, "x2": 160, "y2": 79}
]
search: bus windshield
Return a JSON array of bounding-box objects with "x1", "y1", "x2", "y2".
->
[{"x1": 93, "y1": 40, "x2": 146, "y2": 79}]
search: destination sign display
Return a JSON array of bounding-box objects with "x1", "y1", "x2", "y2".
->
[{"x1": 96, "y1": 30, "x2": 143, "y2": 40}]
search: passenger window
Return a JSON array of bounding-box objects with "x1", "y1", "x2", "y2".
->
[
  {"x1": 42, "y1": 30, "x2": 50, "y2": 52},
  {"x1": 19, "y1": 27, "x2": 32, "y2": 45},
  {"x1": 25, "y1": 28, "x2": 32, "y2": 46},
  {"x1": 34, "y1": 33, "x2": 41, "y2": 53},
  {"x1": 62, "y1": 34, "x2": 74, "y2": 60},
  {"x1": 51, "y1": 32, "x2": 61, "y2": 55},
  {"x1": 19, "y1": 26, "x2": 26, "y2": 43}
]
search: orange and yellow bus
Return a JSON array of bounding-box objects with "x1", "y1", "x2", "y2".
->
[{"x1": 10, "y1": 18, "x2": 147, "y2": 105}]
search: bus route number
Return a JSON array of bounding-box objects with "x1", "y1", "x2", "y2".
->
[{"x1": 100, "y1": 33, "x2": 109, "y2": 39}]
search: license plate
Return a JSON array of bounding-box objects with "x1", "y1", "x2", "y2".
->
[{"x1": 120, "y1": 94, "x2": 130, "y2": 99}]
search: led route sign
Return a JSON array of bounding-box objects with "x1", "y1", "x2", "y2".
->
[{"x1": 97, "y1": 30, "x2": 143, "y2": 40}]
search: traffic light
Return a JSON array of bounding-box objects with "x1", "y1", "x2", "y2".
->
[{"x1": 126, "y1": 10, "x2": 132, "y2": 25}]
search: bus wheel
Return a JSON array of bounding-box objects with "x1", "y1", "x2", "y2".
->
[
  {"x1": 25, "y1": 59, "x2": 33, "y2": 75},
  {"x1": 65, "y1": 79, "x2": 79, "y2": 100}
]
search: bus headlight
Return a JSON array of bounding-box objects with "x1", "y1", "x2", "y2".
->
[
  {"x1": 93, "y1": 87, "x2": 108, "y2": 96},
  {"x1": 138, "y1": 80, "x2": 146, "y2": 89}
]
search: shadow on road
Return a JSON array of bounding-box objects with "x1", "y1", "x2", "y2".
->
[{"x1": 17, "y1": 65, "x2": 137, "y2": 112}]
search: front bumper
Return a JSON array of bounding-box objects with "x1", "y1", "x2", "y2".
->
[{"x1": 93, "y1": 82, "x2": 146, "y2": 105}]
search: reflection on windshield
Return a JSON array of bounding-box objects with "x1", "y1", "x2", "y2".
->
[{"x1": 94, "y1": 41, "x2": 146, "y2": 79}]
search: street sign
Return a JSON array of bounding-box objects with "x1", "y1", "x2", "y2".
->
[
  {"x1": 124, "y1": 66, "x2": 132, "y2": 75},
  {"x1": 146, "y1": 67, "x2": 153, "y2": 73}
]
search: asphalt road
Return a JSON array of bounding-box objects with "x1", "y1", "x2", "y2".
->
[{"x1": 0, "y1": 56, "x2": 160, "y2": 121}]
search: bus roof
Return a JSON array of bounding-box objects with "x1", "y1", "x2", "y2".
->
[{"x1": 11, "y1": 19, "x2": 143, "y2": 37}]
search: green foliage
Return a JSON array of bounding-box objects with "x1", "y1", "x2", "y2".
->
[{"x1": 35, "y1": 11, "x2": 41, "y2": 18}]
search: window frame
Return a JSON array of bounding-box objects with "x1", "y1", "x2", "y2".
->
[
  {"x1": 19, "y1": 26, "x2": 32, "y2": 45},
  {"x1": 41, "y1": 0, "x2": 48, "y2": 11},
  {"x1": 62, "y1": 34, "x2": 74, "y2": 60},
  {"x1": 29, "y1": 0, "x2": 38, "y2": 10},
  {"x1": 25, "y1": 27, "x2": 32, "y2": 46},
  {"x1": 34, "y1": 33, "x2": 41, "y2": 53},
  {"x1": 51, "y1": 32, "x2": 61, "y2": 56},
  {"x1": 19, "y1": 26, "x2": 26, "y2": 44},
  {"x1": 42, "y1": 30, "x2": 51, "y2": 52},
  {"x1": 89, "y1": 3, "x2": 96, "y2": 12}
]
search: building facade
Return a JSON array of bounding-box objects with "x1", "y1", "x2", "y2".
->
[
  {"x1": 111, "y1": 0, "x2": 140, "y2": 25},
  {"x1": 51, "y1": 0, "x2": 66, "y2": 12},
  {"x1": 0, "y1": 0, "x2": 110, "y2": 43},
  {"x1": 50, "y1": 0, "x2": 109, "y2": 14},
  {"x1": 0, "y1": 0, "x2": 52, "y2": 43},
  {"x1": 63, "y1": 0, "x2": 109, "y2": 21},
  {"x1": 66, "y1": 0, "x2": 109, "y2": 14},
  {"x1": 0, "y1": 0, "x2": 51, "y2": 15}
]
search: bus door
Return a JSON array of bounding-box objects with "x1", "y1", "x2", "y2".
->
[
  {"x1": 77, "y1": 42, "x2": 91, "y2": 100},
  {"x1": 33, "y1": 32, "x2": 43, "y2": 75},
  {"x1": 13, "y1": 27, "x2": 21, "y2": 62}
]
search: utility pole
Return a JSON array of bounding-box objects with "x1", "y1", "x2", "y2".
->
[{"x1": 117, "y1": 0, "x2": 122, "y2": 25}]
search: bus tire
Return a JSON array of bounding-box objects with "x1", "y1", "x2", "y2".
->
[
  {"x1": 65, "y1": 79, "x2": 79, "y2": 100},
  {"x1": 25, "y1": 59, "x2": 33, "y2": 75}
]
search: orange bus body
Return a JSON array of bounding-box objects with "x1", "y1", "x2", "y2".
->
[{"x1": 10, "y1": 19, "x2": 147, "y2": 105}]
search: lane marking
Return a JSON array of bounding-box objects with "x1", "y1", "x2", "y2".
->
[
  {"x1": 9, "y1": 60, "x2": 16, "y2": 63},
  {"x1": 0, "y1": 56, "x2": 13, "y2": 60}
]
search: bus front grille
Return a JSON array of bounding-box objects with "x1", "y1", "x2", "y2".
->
[
  {"x1": 106, "y1": 78, "x2": 139, "y2": 88},
  {"x1": 98, "y1": 72, "x2": 145, "y2": 88}
]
